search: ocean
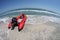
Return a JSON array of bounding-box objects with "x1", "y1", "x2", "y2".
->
[{"x1": 0, "y1": 8, "x2": 60, "y2": 24}]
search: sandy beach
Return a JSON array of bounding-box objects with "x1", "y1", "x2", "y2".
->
[{"x1": 0, "y1": 21, "x2": 60, "y2": 40}]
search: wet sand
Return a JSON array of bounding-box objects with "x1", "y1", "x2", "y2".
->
[{"x1": 0, "y1": 22, "x2": 60, "y2": 40}]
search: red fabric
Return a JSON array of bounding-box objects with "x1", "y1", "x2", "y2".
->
[{"x1": 18, "y1": 14, "x2": 27, "y2": 29}]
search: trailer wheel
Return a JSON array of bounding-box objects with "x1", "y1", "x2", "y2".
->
[
  {"x1": 18, "y1": 29, "x2": 21, "y2": 32},
  {"x1": 8, "y1": 27, "x2": 10, "y2": 29}
]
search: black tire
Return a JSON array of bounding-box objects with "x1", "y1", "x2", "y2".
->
[
  {"x1": 18, "y1": 29, "x2": 21, "y2": 32},
  {"x1": 8, "y1": 27, "x2": 10, "y2": 29}
]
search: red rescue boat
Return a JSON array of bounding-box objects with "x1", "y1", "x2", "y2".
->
[{"x1": 8, "y1": 14, "x2": 27, "y2": 31}]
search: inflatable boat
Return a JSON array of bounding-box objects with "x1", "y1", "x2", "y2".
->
[{"x1": 8, "y1": 14, "x2": 27, "y2": 31}]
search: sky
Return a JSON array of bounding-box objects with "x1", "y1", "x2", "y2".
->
[{"x1": 0, "y1": 0, "x2": 60, "y2": 13}]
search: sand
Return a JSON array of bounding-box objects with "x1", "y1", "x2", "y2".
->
[{"x1": 0, "y1": 22, "x2": 60, "y2": 40}]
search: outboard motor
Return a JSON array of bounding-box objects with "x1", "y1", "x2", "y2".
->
[
  {"x1": 12, "y1": 17, "x2": 17, "y2": 23},
  {"x1": 11, "y1": 17, "x2": 17, "y2": 30}
]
